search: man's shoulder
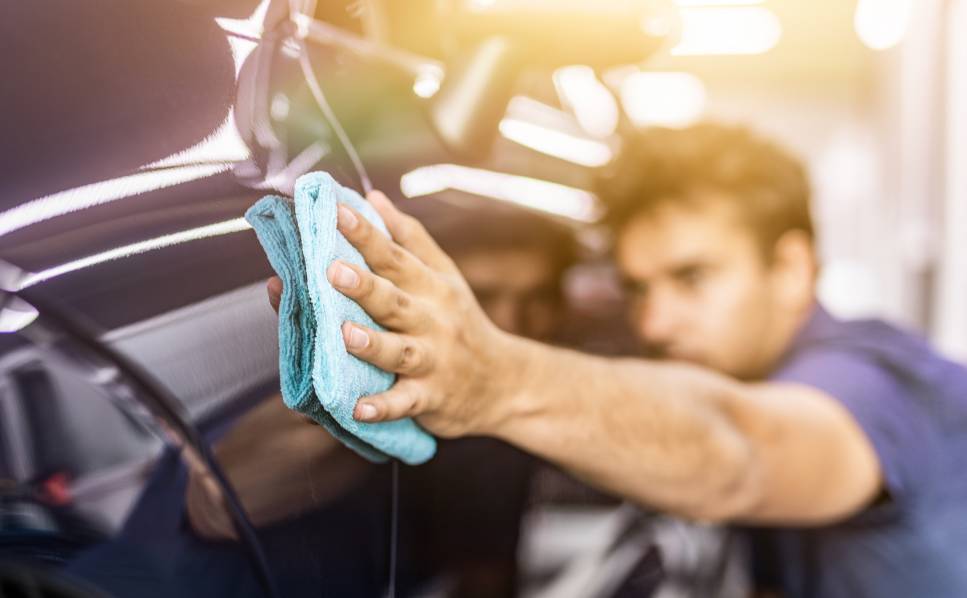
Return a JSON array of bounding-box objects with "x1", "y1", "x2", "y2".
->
[
  {"x1": 773, "y1": 306, "x2": 965, "y2": 394},
  {"x1": 770, "y1": 307, "x2": 967, "y2": 509}
]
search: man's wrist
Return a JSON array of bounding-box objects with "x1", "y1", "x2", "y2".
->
[{"x1": 476, "y1": 329, "x2": 547, "y2": 437}]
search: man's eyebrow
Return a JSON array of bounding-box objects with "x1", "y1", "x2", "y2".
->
[
  {"x1": 670, "y1": 262, "x2": 707, "y2": 276},
  {"x1": 619, "y1": 258, "x2": 713, "y2": 286},
  {"x1": 620, "y1": 276, "x2": 648, "y2": 292}
]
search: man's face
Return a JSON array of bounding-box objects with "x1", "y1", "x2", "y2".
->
[
  {"x1": 616, "y1": 196, "x2": 800, "y2": 379},
  {"x1": 456, "y1": 248, "x2": 564, "y2": 341}
]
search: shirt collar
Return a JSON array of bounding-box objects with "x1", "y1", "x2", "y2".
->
[{"x1": 773, "y1": 301, "x2": 842, "y2": 369}]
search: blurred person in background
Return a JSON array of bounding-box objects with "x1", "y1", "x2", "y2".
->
[
  {"x1": 193, "y1": 202, "x2": 578, "y2": 597},
  {"x1": 392, "y1": 202, "x2": 578, "y2": 598},
  {"x1": 283, "y1": 122, "x2": 967, "y2": 598}
]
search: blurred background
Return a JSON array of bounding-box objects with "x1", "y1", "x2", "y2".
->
[{"x1": 1, "y1": 0, "x2": 965, "y2": 597}]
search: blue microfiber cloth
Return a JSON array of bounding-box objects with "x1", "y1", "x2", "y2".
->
[{"x1": 245, "y1": 172, "x2": 437, "y2": 465}]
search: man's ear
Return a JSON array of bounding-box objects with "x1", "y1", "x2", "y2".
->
[{"x1": 770, "y1": 230, "x2": 817, "y2": 308}]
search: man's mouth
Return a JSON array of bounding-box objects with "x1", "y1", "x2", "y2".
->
[{"x1": 644, "y1": 344, "x2": 704, "y2": 366}]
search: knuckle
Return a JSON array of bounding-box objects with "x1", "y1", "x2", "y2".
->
[
  {"x1": 372, "y1": 245, "x2": 402, "y2": 275},
  {"x1": 396, "y1": 341, "x2": 420, "y2": 371},
  {"x1": 358, "y1": 271, "x2": 376, "y2": 297},
  {"x1": 360, "y1": 330, "x2": 380, "y2": 355},
  {"x1": 393, "y1": 290, "x2": 411, "y2": 314},
  {"x1": 349, "y1": 214, "x2": 368, "y2": 239},
  {"x1": 356, "y1": 221, "x2": 378, "y2": 246},
  {"x1": 387, "y1": 245, "x2": 407, "y2": 271}
]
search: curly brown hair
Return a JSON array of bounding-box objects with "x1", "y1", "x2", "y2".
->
[{"x1": 596, "y1": 123, "x2": 814, "y2": 261}]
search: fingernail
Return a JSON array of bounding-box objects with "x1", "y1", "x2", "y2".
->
[
  {"x1": 328, "y1": 262, "x2": 359, "y2": 289},
  {"x1": 355, "y1": 403, "x2": 378, "y2": 421},
  {"x1": 344, "y1": 324, "x2": 369, "y2": 350},
  {"x1": 337, "y1": 204, "x2": 358, "y2": 231}
]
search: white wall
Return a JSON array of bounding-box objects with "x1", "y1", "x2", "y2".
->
[
  {"x1": 701, "y1": 85, "x2": 902, "y2": 322},
  {"x1": 697, "y1": 0, "x2": 967, "y2": 353},
  {"x1": 933, "y1": 0, "x2": 967, "y2": 360}
]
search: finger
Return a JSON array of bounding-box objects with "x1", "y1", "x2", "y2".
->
[
  {"x1": 366, "y1": 190, "x2": 459, "y2": 275},
  {"x1": 267, "y1": 277, "x2": 282, "y2": 313},
  {"x1": 341, "y1": 322, "x2": 431, "y2": 377},
  {"x1": 328, "y1": 261, "x2": 427, "y2": 332},
  {"x1": 337, "y1": 203, "x2": 434, "y2": 289},
  {"x1": 353, "y1": 380, "x2": 431, "y2": 423}
]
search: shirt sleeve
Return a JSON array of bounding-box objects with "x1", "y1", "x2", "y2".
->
[{"x1": 771, "y1": 347, "x2": 937, "y2": 510}]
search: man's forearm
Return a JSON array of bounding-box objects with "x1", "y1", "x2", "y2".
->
[{"x1": 484, "y1": 335, "x2": 760, "y2": 521}]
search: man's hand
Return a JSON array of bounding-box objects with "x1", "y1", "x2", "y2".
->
[{"x1": 265, "y1": 191, "x2": 526, "y2": 438}]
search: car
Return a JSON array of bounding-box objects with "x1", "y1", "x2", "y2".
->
[{"x1": 1, "y1": 2, "x2": 671, "y2": 596}]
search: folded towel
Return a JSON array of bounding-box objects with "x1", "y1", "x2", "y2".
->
[
  {"x1": 244, "y1": 194, "x2": 387, "y2": 463},
  {"x1": 245, "y1": 172, "x2": 437, "y2": 465}
]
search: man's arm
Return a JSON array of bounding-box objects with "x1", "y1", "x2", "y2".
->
[
  {"x1": 273, "y1": 191, "x2": 881, "y2": 525},
  {"x1": 487, "y1": 343, "x2": 882, "y2": 524}
]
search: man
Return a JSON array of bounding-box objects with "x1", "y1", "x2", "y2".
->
[
  {"x1": 268, "y1": 123, "x2": 967, "y2": 597},
  {"x1": 415, "y1": 201, "x2": 576, "y2": 343}
]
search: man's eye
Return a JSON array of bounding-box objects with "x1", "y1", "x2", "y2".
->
[
  {"x1": 675, "y1": 267, "x2": 705, "y2": 288},
  {"x1": 622, "y1": 279, "x2": 649, "y2": 297}
]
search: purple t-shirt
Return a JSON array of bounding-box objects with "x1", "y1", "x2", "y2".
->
[{"x1": 750, "y1": 304, "x2": 967, "y2": 597}]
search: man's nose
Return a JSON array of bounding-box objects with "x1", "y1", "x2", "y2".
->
[{"x1": 637, "y1": 291, "x2": 681, "y2": 347}]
